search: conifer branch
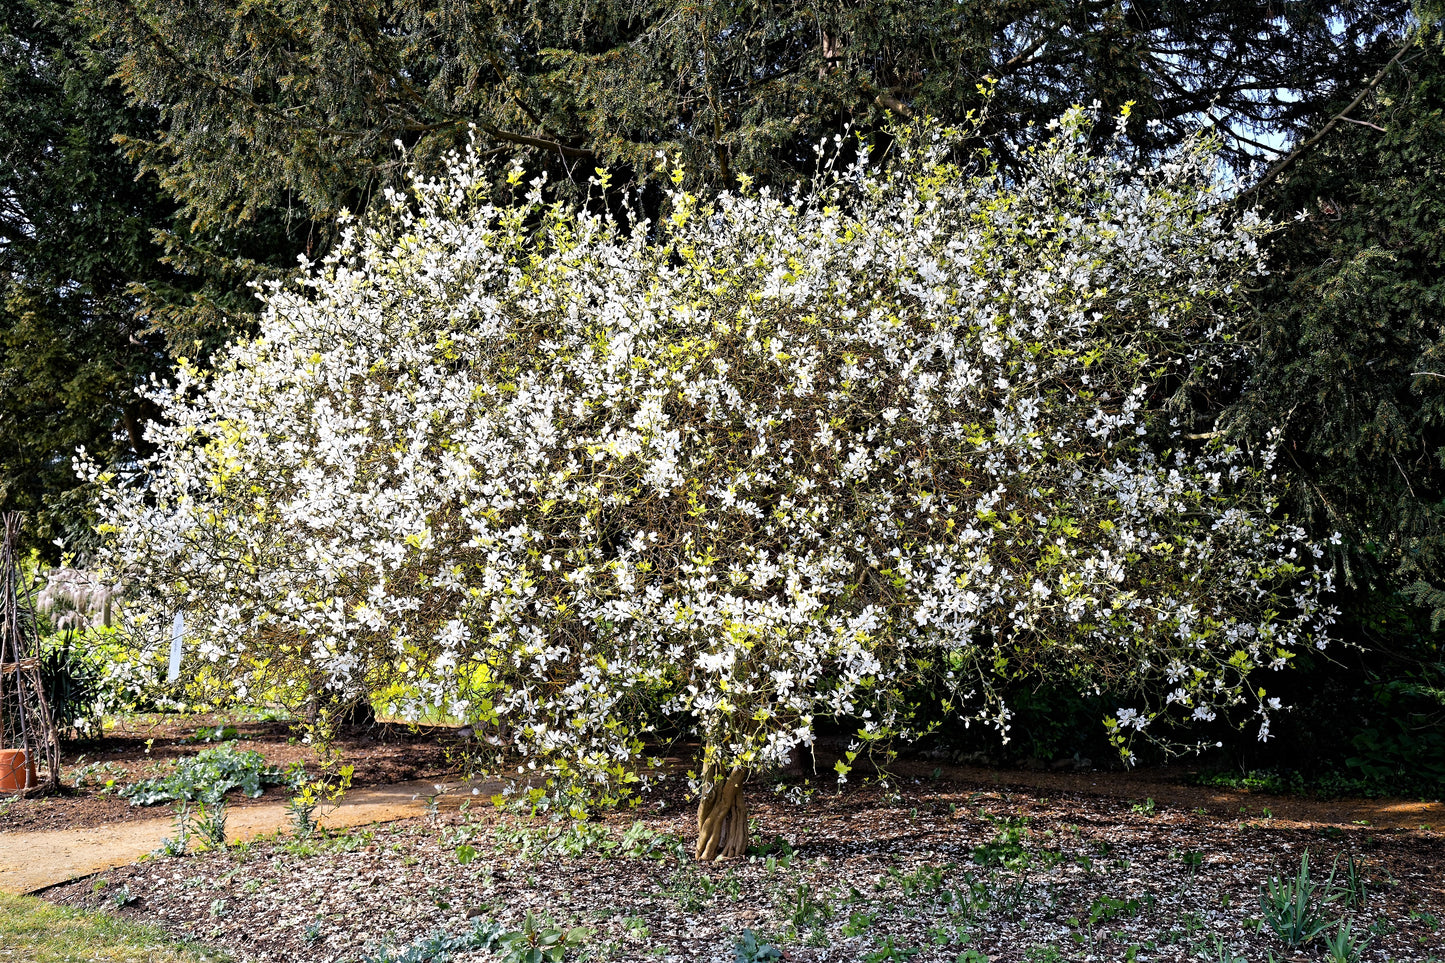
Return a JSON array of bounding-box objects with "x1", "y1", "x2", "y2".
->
[
  {"x1": 1239, "y1": 39, "x2": 1412, "y2": 202},
  {"x1": 478, "y1": 125, "x2": 595, "y2": 159}
]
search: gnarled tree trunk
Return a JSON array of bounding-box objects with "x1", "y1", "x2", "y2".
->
[
  {"x1": 307, "y1": 686, "x2": 375, "y2": 730},
  {"x1": 695, "y1": 762, "x2": 749, "y2": 860}
]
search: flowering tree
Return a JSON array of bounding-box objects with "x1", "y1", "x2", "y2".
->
[{"x1": 90, "y1": 111, "x2": 1334, "y2": 859}]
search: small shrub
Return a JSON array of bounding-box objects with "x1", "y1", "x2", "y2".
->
[
  {"x1": 864, "y1": 936, "x2": 920, "y2": 962},
  {"x1": 883, "y1": 864, "x2": 948, "y2": 899},
  {"x1": 780, "y1": 881, "x2": 831, "y2": 932},
  {"x1": 1086, "y1": 895, "x2": 1142, "y2": 927},
  {"x1": 1129, "y1": 798, "x2": 1157, "y2": 817},
  {"x1": 494, "y1": 912, "x2": 588, "y2": 963},
  {"x1": 37, "y1": 633, "x2": 104, "y2": 740},
  {"x1": 120, "y1": 742, "x2": 296, "y2": 806},
  {"x1": 1320, "y1": 919, "x2": 1371, "y2": 963},
  {"x1": 191, "y1": 797, "x2": 228, "y2": 848},
  {"x1": 287, "y1": 795, "x2": 319, "y2": 839},
  {"x1": 971, "y1": 815, "x2": 1031, "y2": 870},
  {"x1": 1410, "y1": 909, "x2": 1440, "y2": 929},
  {"x1": 154, "y1": 801, "x2": 193, "y2": 857},
  {"x1": 618, "y1": 821, "x2": 687, "y2": 861},
  {"x1": 1327, "y1": 853, "x2": 1369, "y2": 908},
  {"x1": 182, "y1": 725, "x2": 239, "y2": 743},
  {"x1": 552, "y1": 822, "x2": 615, "y2": 858}
]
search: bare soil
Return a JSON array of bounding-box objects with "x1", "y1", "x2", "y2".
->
[{"x1": 1, "y1": 713, "x2": 457, "y2": 832}]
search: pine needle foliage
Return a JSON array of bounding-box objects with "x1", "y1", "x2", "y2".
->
[{"x1": 83, "y1": 0, "x2": 1411, "y2": 236}]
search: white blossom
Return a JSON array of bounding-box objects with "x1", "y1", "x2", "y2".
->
[{"x1": 90, "y1": 113, "x2": 1331, "y2": 811}]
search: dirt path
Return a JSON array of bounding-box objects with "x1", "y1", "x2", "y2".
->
[
  {"x1": 0, "y1": 776, "x2": 501, "y2": 896},
  {"x1": 5, "y1": 757, "x2": 1440, "y2": 899},
  {"x1": 926, "y1": 762, "x2": 1445, "y2": 830}
]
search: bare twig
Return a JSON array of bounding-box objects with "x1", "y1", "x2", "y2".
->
[
  {"x1": 1392, "y1": 452, "x2": 1417, "y2": 499},
  {"x1": 1340, "y1": 116, "x2": 1388, "y2": 132}
]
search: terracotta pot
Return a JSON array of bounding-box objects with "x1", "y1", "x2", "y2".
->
[{"x1": 0, "y1": 748, "x2": 36, "y2": 792}]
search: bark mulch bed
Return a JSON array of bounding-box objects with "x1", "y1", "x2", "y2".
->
[
  {"x1": 1, "y1": 713, "x2": 458, "y2": 832},
  {"x1": 40, "y1": 764, "x2": 1445, "y2": 963}
]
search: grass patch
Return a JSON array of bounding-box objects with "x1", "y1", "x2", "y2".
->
[{"x1": 0, "y1": 892, "x2": 229, "y2": 962}]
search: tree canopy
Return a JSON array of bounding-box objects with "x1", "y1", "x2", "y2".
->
[
  {"x1": 1241, "y1": 41, "x2": 1445, "y2": 603},
  {"x1": 5, "y1": 0, "x2": 1442, "y2": 801},
  {"x1": 0, "y1": 0, "x2": 172, "y2": 552},
  {"x1": 0, "y1": 0, "x2": 308, "y2": 555},
  {"x1": 85, "y1": 0, "x2": 1411, "y2": 233},
  {"x1": 92, "y1": 117, "x2": 1333, "y2": 857},
  {"x1": 6, "y1": 0, "x2": 1425, "y2": 561},
  {"x1": 1213, "y1": 38, "x2": 1445, "y2": 784}
]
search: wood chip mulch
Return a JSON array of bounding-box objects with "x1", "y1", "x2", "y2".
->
[{"x1": 40, "y1": 768, "x2": 1445, "y2": 963}]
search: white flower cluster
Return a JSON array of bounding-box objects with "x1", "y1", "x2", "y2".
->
[{"x1": 89, "y1": 111, "x2": 1333, "y2": 810}]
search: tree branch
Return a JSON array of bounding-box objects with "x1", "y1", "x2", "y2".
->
[
  {"x1": 484, "y1": 51, "x2": 568, "y2": 144},
  {"x1": 1239, "y1": 39, "x2": 1412, "y2": 203},
  {"x1": 0, "y1": 216, "x2": 32, "y2": 246},
  {"x1": 1001, "y1": 33, "x2": 1049, "y2": 72},
  {"x1": 872, "y1": 88, "x2": 915, "y2": 120},
  {"x1": 1340, "y1": 116, "x2": 1387, "y2": 133},
  {"x1": 478, "y1": 125, "x2": 595, "y2": 159}
]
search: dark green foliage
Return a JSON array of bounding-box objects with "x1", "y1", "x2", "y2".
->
[
  {"x1": 1346, "y1": 674, "x2": 1445, "y2": 787},
  {"x1": 0, "y1": 0, "x2": 167, "y2": 553},
  {"x1": 1243, "y1": 41, "x2": 1445, "y2": 597},
  {"x1": 84, "y1": 0, "x2": 1407, "y2": 239},
  {"x1": 1183, "y1": 628, "x2": 1443, "y2": 799},
  {"x1": 361, "y1": 919, "x2": 504, "y2": 963},
  {"x1": 1258, "y1": 852, "x2": 1339, "y2": 948},
  {"x1": 0, "y1": 0, "x2": 298, "y2": 558},
  {"x1": 733, "y1": 929, "x2": 783, "y2": 963},
  {"x1": 970, "y1": 815, "x2": 1031, "y2": 870},
  {"x1": 36, "y1": 633, "x2": 102, "y2": 739},
  {"x1": 1221, "y1": 35, "x2": 1445, "y2": 795},
  {"x1": 493, "y1": 913, "x2": 590, "y2": 963},
  {"x1": 910, "y1": 680, "x2": 1122, "y2": 768},
  {"x1": 982, "y1": 684, "x2": 1118, "y2": 765},
  {"x1": 1260, "y1": 648, "x2": 1445, "y2": 797}
]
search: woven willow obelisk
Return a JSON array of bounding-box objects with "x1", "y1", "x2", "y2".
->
[{"x1": 0, "y1": 514, "x2": 60, "y2": 792}]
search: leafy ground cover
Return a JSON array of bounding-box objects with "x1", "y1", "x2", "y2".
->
[
  {"x1": 40, "y1": 765, "x2": 1444, "y2": 963},
  {"x1": 0, "y1": 891, "x2": 230, "y2": 962}
]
